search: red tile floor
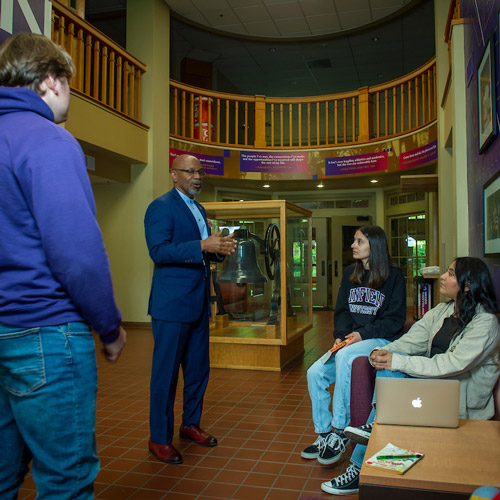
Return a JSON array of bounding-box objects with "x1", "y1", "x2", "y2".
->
[{"x1": 19, "y1": 311, "x2": 360, "y2": 500}]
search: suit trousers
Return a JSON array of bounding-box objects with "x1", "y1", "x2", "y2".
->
[{"x1": 149, "y1": 312, "x2": 210, "y2": 444}]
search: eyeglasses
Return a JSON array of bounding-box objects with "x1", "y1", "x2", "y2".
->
[{"x1": 172, "y1": 168, "x2": 206, "y2": 177}]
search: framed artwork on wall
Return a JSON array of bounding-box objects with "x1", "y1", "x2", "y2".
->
[
  {"x1": 477, "y1": 33, "x2": 496, "y2": 153},
  {"x1": 484, "y1": 169, "x2": 500, "y2": 256}
]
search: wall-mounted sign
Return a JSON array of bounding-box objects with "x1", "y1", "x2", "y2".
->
[
  {"x1": 169, "y1": 148, "x2": 224, "y2": 175},
  {"x1": 240, "y1": 151, "x2": 308, "y2": 173},
  {"x1": 399, "y1": 140, "x2": 437, "y2": 170},
  {"x1": 325, "y1": 152, "x2": 387, "y2": 176}
]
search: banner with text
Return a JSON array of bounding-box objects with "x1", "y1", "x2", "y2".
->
[
  {"x1": 240, "y1": 151, "x2": 308, "y2": 173},
  {"x1": 169, "y1": 148, "x2": 224, "y2": 175},
  {"x1": 399, "y1": 140, "x2": 437, "y2": 170},
  {"x1": 325, "y1": 152, "x2": 388, "y2": 176}
]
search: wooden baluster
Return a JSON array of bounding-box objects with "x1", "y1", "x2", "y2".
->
[
  {"x1": 181, "y1": 90, "x2": 186, "y2": 137},
  {"x1": 75, "y1": 28, "x2": 84, "y2": 92},
  {"x1": 352, "y1": 97, "x2": 356, "y2": 141},
  {"x1": 58, "y1": 14, "x2": 65, "y2": 46},
  {"x1": 271, "y1": 103, "x2": 275, "y2": 147},
  {"x1": 235, "y1": 101, "x2": 239, "y2": 145},
  {"x1": 343, "y1": 99, "x2": 346, "y2": 143},
  {"x1": 316, "y1": 102, "x2": 320, "y2": 146},
  {"x1": 244, "y1": 101, "x2": 248, "y2": 146},
  {"x1": 392, "y1": 87, "x2": 397, "y2": 135},
  {"x1": 384, "y1": 90, "x2": 388, "y2": 137},
  {"x1": 427, "y1": 69, "x2": 432, "y2": 122},
  {"x1": 325, "y1": 101, "x2": 329, "y2": 145},
  {"x1": 122, "y1": 61, "x2": 129, "y2": 115},
  {"x1": 173, "y1": 88, "x2": 178, "y2": 136},
  {"x1": 129, "y1": 66, "x2": 136, "y2": 119},
  {"x1": 408, "y1": 80, "x2": 413, "y2": 130},
  {"x1": 422, "y1": 74, "x2": 426, "y2": 123},
  {"x1": 109, "y1": 51, "x2": 116, "y2": 110},
  {"x1": 85, "y1": 35, "x2": 92, "y2": 95},
  {"x1": 135, "y1": 69, "x2": 141, "y2": 121},
  {"x1": 67, "y1": 22, "x2": 75, "y2": 60},
  {"x1": 189, "y1": 93, "x2": 194, "y2": 139},
  {"x1": 216, "y1": 98, "x2": 221, "y2": 143},
  {"x1": 280, "y1": 103, "x2": 284, "y2": 147},
  {"x1": 299, "y1": 102, "x2": 302, "y2": 146},
  {"x1": 376, "y1": 92, "x2": 380, "y2": 138},
  {"x1": 307, "y1": 103, "x2": 311, "y2": 146},
  {"x1": 401, "y1": 83, "x2": 405, "y2": 132},
  {"x1": 415, "y1": 77, "x2": 420, "y2": 127},
  {"x1": 101, "y1": 46, "x2": 108, "y2": 105},
  {"x1": 51, "y1": 11, "x2": 57, "y2": 43},
  {"x1": 93, "y1": 40, "x2": 100, "y2": 100},
  {"x1": 334, "y1": 100, "x2": 338, "y2": 144},
  {"x1": 358, "y1": 87, "x2": 371, "y2": 142},
  {"x1": 290, "y1": 103, "x2": 293, "y2": 147}
]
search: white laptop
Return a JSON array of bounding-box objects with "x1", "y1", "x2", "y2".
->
[{"x1": 376, "y1": 378, "x2": 460, "y2": 428}]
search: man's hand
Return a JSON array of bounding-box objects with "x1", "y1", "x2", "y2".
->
[
  {"x1": 369, "y1": 349, "x2": 393, "y2": 371},
  {"x1": 102, "y1": 326, "x2": 127, "y2": 363},
  {"x1": 201, "y1": 230, "x2": 237, "y2": 255}
]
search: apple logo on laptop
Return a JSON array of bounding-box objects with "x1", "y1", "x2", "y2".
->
[{"x1": 412, "y1": 397, "x2": 423, "y2": 408}]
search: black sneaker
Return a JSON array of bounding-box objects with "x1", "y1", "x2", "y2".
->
[
  {"x1": 344, "y1": 422, "x2": 373, "y2": 445},
  {"x1": 321, "y1": 463, "x2": 360, "y2": 495},
  {"x1": 301, "y1": 434, "x2": 328, "y2": 459},
  {"x1": 317, "y1": 430, "x2": 349, "y2": 465}
]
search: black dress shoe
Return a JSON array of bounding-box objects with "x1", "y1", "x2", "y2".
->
[
  {"x1": 148, "y1": 439, "x2": 183, "y2": 464},
  {"x1": 179, "y1": 424, "x2": 217, "y2": 447}
]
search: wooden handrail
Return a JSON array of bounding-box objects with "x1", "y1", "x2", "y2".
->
[
  {"x1": 170, "y1": 57, "x2": 436, "y2": 149},
  {"x1": 51, "y1": 0, "x2": 146, "y2": 123}
]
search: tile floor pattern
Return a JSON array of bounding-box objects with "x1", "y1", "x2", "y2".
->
[{"x1": 19, "y1": 311, "x2": 360, "y2": 500}]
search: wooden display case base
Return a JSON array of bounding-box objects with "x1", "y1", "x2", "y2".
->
[{"x1": 209, "y1": 332, "x2": 305, "y2": 371}]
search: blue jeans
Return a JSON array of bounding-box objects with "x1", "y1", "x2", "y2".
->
[
  {"x1": 307, "y1": 338, "x2": 391, "y2": 434},
  {"x1": 350, "y1": 367, "x2": 411, "y2": 468},
  {"x1": 0, "y1": 322, "x2": 99, "y2": 499}
]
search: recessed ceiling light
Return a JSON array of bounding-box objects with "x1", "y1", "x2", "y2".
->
[
  {"x1": 263, "y1": 184, "x2": 271, "y2": 188},
  {"x1": 372, "y1": 36, "x2": 379, "y2": 42},
  {"x1": 370, "y1": 179, "x2": 379, "y2": 183},
  {"x1": 269, "y1": 48, "x2": 276, "y2": 53},
  {"x1": 317, "y1": 182, "x2": 324, "y2": 188}
]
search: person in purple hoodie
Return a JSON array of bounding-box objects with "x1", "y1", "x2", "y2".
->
[{"x1": 0, "y1": 33, "x2": 126, "y2": 499}]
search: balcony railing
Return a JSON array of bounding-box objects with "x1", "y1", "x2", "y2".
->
[
  {"x1": 170, "y1": 58, "x2": 436, "y2": 149},
  {"x1": 51, "y1": 1, "x2": 146, "y2": 123}
]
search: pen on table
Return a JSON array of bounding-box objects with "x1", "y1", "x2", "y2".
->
[{"x1": 376, "y1": 454, "x2": 423, "y2": 460}]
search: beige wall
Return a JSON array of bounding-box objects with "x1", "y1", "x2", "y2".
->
[{"x1": 93, "y1": 0, "x2": 171, "y2": 323}]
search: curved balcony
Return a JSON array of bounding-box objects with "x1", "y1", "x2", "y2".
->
[{"x1": 170, "y1": 58, "x2": 436, "y2": 149}]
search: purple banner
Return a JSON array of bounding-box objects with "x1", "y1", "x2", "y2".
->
[
  {"x1": 0, "y1": 0, "x2": 52, "y2": 45},
  {"x1": 169, "y1": 148, "x2": 224, "y2": 176},
  {"x1": 325, "y1": 152, "x2": 387, "y2": 176},
  {"x1": 399, "y1": 140, "x2": 437, "y2": 170},
  {"x1": 240, "y1": 151, "x2": 308, "y2": 173}
]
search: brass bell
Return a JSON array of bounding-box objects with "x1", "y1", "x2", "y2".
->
[{"x1": 217, "y1": 228, "x2": 268, "y2": 283}]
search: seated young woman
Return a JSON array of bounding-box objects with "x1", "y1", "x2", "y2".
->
[
  {"x1": 322, "y1": 257, "x2": 500, "y2": 496},
  {"x1": 301, "y1": 226, "x2": 406, "y2": 466}
]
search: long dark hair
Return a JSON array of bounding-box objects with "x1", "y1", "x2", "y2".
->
[
  {"x1": 350, "y1": 225, "x2": 393, "y2": 288},
  {"x1": 454, "y1": 257, "x2": 499, "y2": 326}
]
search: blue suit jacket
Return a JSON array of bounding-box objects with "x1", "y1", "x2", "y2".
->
[{"x1": 144, "y1": 188, "x2": 221, "y2": 322}]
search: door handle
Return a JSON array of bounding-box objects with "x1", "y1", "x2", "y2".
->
[{"x1": 334, "y1": 260, "x2": 338, "y2": 277}]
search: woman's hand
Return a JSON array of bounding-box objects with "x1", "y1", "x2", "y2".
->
[
  {"x1": 369, "y1": 349, "x2": 393, "y2": 371},
  {"x1": 346, "y1": 331, "x2": 362, "y2": 344}
]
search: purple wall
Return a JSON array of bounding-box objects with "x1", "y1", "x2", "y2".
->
[{"x1": 462, "y1": 0, "x2": 500, "y2": 300}]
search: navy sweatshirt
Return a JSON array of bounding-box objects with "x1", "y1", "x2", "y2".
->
[
  {"x1": 0, "y1": 87, "x2": 121, "y2": 343},
  {"x1": 333, "y1": 264, "x2": 406, "y2": 342}
]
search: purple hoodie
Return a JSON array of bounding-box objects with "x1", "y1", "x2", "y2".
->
[{"x1": 0, "y1": 87, "x2": 121, "y2": 343}]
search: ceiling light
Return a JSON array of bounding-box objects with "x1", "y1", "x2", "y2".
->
[
  {"x1": 370, "y1": 179, "x2": 379, "y2": 183},
  {"x1": 317, "y1": 182, "x2": 324, "y2": 188},
  {"x1": 263, "y1": 184, "x2": 271, "y2": 188},
  {"x1": 269, "y1": 48, "x2": 276, "y2": 53},
  {"x1": 372, "y1": 36, "x2": 379, "y2": 42}
]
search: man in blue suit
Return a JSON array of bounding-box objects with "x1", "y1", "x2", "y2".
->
[{"x1": 144, "y1": 154, "x2": 236, "y2": 464}]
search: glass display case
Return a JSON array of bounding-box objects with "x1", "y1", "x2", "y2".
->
[{"x1": 203, "y1": 200, "x2": 312, "y2": 371}]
